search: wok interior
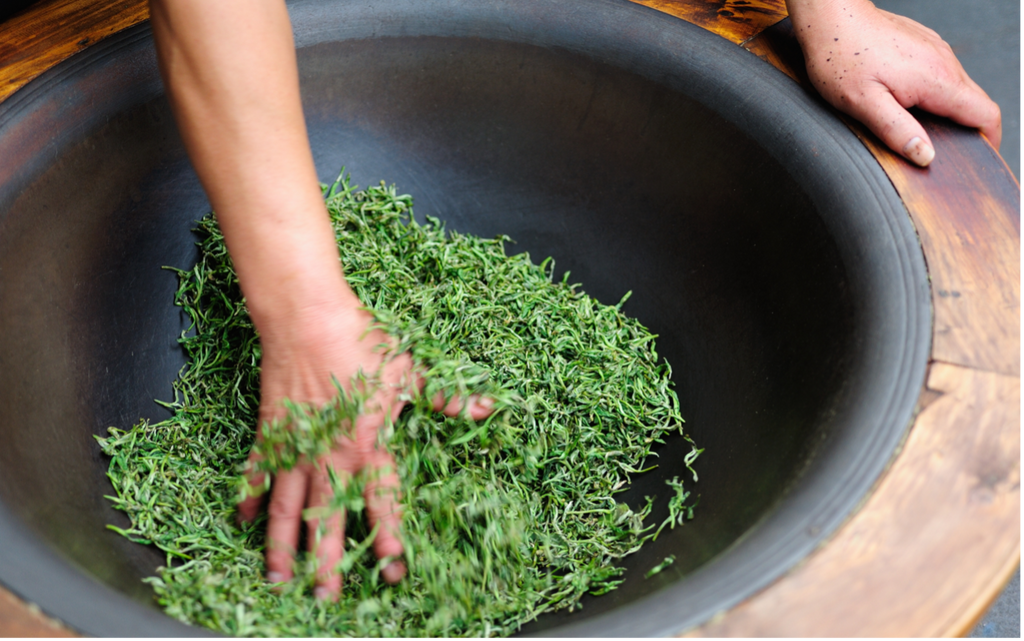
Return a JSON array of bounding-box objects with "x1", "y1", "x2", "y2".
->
[{"x1": 0, "y1": 2, "x2": 928, "y2": 635}]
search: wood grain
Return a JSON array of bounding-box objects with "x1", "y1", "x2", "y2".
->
[
  {"x1": 691, "y1": 362, "x2": 1021, "y2": 637},
  {"x1": 0, "y1": 584, "x2": 73, "y2": 637},
  {"x1": 859, "y1": 119, "x2": 1021, "y2": 377},
  {"x1": 0, "y1": 0, "x2": 148, "y2": 104},
  {"x1": 628, "y1": 0, "x2": 786, "y2": 44}
]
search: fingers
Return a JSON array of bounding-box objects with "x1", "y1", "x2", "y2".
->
[
  {"x1": 364, "y1": 450, "x2": 406, "y2": 584},
  {"x1": 415, "y1": 370, "x2": 495, "y2": 421},
  {"x1": 264, "y1": 468, "x2": 309, "y2": 584},
  {"x1": 839, "y1": 81, "x2": 936, "y2": 167},
  {"x1": 883, "y1": 12, "x2": 1003, "y2": 150},
  {"x1": 431, "y1": 391, "x2": 495, "y2": 421},
  {"x1": 306, "y1": 467, "x2": 345, "y2": 600},
  {"x1": 918, "y1": 75, "x2": 1002, "y2": 150},
  {"x1": 851, "y1": 74, "x2": 1002, "y2": 166},
  {"x1": 248, "y1": 346, "x2": 497, "y2": 597},
  {"x1": 237, "y1": 448, "x2": 268, "y2": 523}
]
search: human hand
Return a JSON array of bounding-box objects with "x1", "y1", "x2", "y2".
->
[
  {"x1": 787, "y1": 0, "x2": 1001, "y2": 166},
  {"x1": 236, "y1": 298, "x2": 493, "y2": 601}
]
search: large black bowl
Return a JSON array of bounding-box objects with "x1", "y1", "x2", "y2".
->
[{"x1": 0, "y1": 0, "x2": 929, "y2": 635}]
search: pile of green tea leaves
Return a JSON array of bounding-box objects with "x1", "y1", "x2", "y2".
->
[{"x1": 97, "y1": 174, "x2": 700, "y2": 636}]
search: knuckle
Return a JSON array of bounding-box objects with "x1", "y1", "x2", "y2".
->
[
  {"x1": 940, "y1": 68, "x2": 961, "y2": 88},
  {"x1": 267, "y1": 497, "x2": 299, "y2": 521},
  {"x1": 265, "y1": 550, "x2": 293, "y2": 572},
  {"x1": 835, "y1": 86, "x2": 868, "y2": 111}
]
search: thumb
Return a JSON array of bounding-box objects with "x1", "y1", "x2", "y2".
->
[{"x1": 839, "y1": 82, "x2": 935, "y2": 167}]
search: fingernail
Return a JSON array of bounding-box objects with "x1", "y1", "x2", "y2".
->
[
  {"x1": 903, "y1": 137, "x2": 935, "y2": 167},
  {"x1": 314, "y1": 586, "x2": 332, "y2": 601},
  {"x1": 476, "y1": 395, "x2": 495, "y2": 409},
  {"x1": 382, "y1": 560, "x2": 407, "y2": 584},
  {"x1": 267, "y1": 572, "x2": 285, "y2": 584}
]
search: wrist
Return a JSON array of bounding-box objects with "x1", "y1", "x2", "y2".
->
[
  {"x1": 212, "y1": 197, "x2": 363, "y2": 338},
  {"x1": 787, "y1": 0, "x2": 876, "y2": 43},
  {"x1": 251, "y1": 284, "x2": 371, "y2": 349}
]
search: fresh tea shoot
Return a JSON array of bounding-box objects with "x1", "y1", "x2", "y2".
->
[{"x1": 98, "y1": 173, "x2": 700, "y2": 636}]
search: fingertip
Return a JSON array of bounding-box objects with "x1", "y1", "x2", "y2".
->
[
  {"x1": 266, "y1": 569, "x2": 292, "y2": 594},
  {"x1": 266, "y1": 571, "x2": 287, "y2": 585},
  {"x1": 374, "y1": 529, "x2": 404, "y2": 559},
  {"x1": 902, "y1": 135, "x2": 935, "y2": 167},
  {"x1": 433, "y1": 393, "x2": 495, "y2": 419},
  {"x1": 431, "y1": 391, "x2": 458, "y2": 415},
  {"x1": 837, "y1": 83, "x2": 935, "y2": 168},
  {"x1": 983, "y1": 99, "x2": 1002, "y2": 150},
  {"x1": 467, "y1": 395, "x2": 495, "y2": 421},
  {"x1": 981, "y1": 121, "x2": 1002, "y2": 151},
  {"x1": 382, "y1": 560, "x2": 406, "y2": 584},
  {"x1": 265, "y1": 546, "x2": 296, "y2": 586},
  {"x1": 236, "y1": 497, "x2": 259, "y2": 524},
  {"x1": 313, "y1": 572, "x2": 342, "y2": 601}
]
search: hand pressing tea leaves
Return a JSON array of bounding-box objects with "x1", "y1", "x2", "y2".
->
[{"x1": 97, "y1": 173, "x2": 700, "y2": 636}]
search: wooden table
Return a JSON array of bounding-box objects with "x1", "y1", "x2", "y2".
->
[{"x1": 0, "y1": 0, "x2": 1018, "y2": 636}]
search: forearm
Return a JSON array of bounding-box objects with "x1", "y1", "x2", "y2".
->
[
  {"x1": 150, "y1": 0, "x2": 358, "y2": 341},
  {"x1": 785, "y1": 0, "x2": 873, "y2": 26},
  {"x1": 785, "y1": 0, "x2": 880, "y2": 64}
]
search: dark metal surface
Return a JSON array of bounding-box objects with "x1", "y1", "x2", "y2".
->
[
  {"x1": 0, "y1": 0, "x2": 36, "y2": 23},
  {"x1": 0, "y1": 0, "x2": 930, "y2": 635}
]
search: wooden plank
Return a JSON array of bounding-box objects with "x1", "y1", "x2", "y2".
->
[
  {"x1": 859, "y1": 121, "x2": 1021, "y2": 377},
  {"x1": 950, "y1": 534, "x2": 1022, "y2": 637},
  {"x1": 0, "y1": 584, "x2": 73, "y2": 637},
  {"x1": 690, "y1": 362, "x2": 1021, "y2": 637},
  {"x1": 627, "y1": 0, "x2": 786, "y2": 44},
  {"x1": 0, "y1": 0, "x2": 148, "y2": 104}
]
